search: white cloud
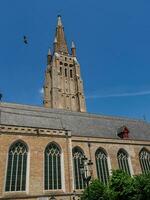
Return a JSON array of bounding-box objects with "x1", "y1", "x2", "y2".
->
[{"x1": 86, "y1": 90, "x2": 150, "y2": 99}]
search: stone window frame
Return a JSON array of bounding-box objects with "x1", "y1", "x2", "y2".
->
[
  {"x1": 117, "y1": 148, "x2": 132, "y2": 176},
  {"x1": 5, "y1": 140, "x2": 29, "y2": 192},
  {"x1": 72, "y1": 146, "x2": 85, "y2": 190},
  {"x1": 95, "y1": 148, "x2": 110, "y2": 185},
  {"x1": 44, "y1": 142, "x2": 63, "y2": 191},
  {"x1": 139, "y1": 148, "x2": 150, "y2": 174}
]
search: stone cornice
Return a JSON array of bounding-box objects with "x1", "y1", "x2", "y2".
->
[{"x1": 0, "y1": 125, "x2": 71, "y2": 137}]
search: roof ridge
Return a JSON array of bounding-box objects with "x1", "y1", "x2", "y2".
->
[{"x1": 0, "y1": 102, "x2": 149, "y2": 124}]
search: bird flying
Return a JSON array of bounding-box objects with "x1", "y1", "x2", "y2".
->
[{"x1": 23, "y1": 36, "x2": 28, "y2": 44}]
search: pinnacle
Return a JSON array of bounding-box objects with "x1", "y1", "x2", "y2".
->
[
  {"x1": 48, "y1": 48, "x2": 51, "y2": 55},
  {"x1": 53, "y1": 15, "x2": 68, "y2": 54},
  {"x1": 57, "y1": 15, "x2": 62, "y2": 26},
  {"x1": 54, "y1": 37, "x2": 57, "y2": 43},
  {"x1": 71, "y1": 41, "x2": 75, "y2": 48}
]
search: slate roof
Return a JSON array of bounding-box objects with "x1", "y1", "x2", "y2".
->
[{"x1": 0, "y1": 102, "x2": 150, "y2": 141}]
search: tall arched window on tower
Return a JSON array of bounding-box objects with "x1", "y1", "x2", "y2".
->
[
  {"x1": 72, "y1": 147, "x2": 85, "y2": 189},
  {"x1": 5, "y1": 140, "x2": 28, "y2": 192},
  {"x1": 60, "y1": 67, "x2": 62, "y2": 75},
  {"x1": 70, "y1": 69, "x2": 73, "y2": 78},
  {"x1": 95, "y1": 148, "x2": 109, "y2": 184},
  {"x1": 117, "y1": 149, "x2": 131, "y2": 175},
  {"x1": 139, "y1": 148, "x2": 150, "y2": 174},
  {"x1": 44, "y1": 143, "x2": 62, "y2": 190},
  {"x1": 65, "y1": 68, "x2": 67, "y2": 77}
]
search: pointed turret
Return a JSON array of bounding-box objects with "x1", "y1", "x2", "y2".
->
[
  {"x1": 53, "y1": 37, "x2": 58, "y2": 52},
  {"x1": 47, "y1": 48, "x2": 52, "y2": 64},
  {"x1": 54, "y1": 15, "x2": 68, "y2": 54},
  {"x1": 54, "y1": 37, "x2": 57, "y2": 43},
  {"x1": 48, "y1": 48, "x2": 51, "y2": 55},
  {"x1": 71, "y1": 41, "x2": 76, "y2": 57}
]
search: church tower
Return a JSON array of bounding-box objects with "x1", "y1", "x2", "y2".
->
[{"x1": 43, "y1": 15, "x2": 86, "y2": 112}]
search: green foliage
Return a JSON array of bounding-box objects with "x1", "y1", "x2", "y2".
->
[
  {"x1": 80, "y1": 179, "x2": 109, "y2": 200},
  {"x1": 134, "y1": 173, "x2": 150, "y2": 200},
  {"x1": 80, "y1": 170, "x2": 150, "y2": 200},
  {"x1": 109, "y1": 170, "x2": 135, "y2": 200}
]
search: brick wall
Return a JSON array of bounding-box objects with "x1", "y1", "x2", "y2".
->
[{"x1": 0, "y1": 126, "x2": 149, "y2": 200}]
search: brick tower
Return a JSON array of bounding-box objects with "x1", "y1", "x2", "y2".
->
[{"x1": 43, "y1": 15, "x2": 86, "y2": 112}]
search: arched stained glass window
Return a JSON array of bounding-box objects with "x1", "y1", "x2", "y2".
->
[
  {"x1": 72, "y1": 147, "x2": 85, "y2": 189},
  {"x1": 5, "y1": 141, "x2": 28, "y2": 192},
  {"x1": 44, "y1": 143, "x2": 62, "y2": 190},
  {"x1": 139, "y1": 148, "x2": 150, "y2": 174},
  {"x1": 95, "y1": 148, "x2": 109, "y2": 184},
  {"x1": 117, "y1": 149, "x2": 131, "y2": 176}
]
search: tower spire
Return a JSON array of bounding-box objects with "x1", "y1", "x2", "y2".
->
[
  {"x1": 44, "y1": 16, "x2": 86, "y2": 112},
  {"x1": 54, "y1": 15, "x2": 68, "y2": 54}
]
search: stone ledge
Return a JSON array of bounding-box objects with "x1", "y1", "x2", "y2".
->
[{"x1": 0, "y1": 125, "x2": 69, "y2": 137}]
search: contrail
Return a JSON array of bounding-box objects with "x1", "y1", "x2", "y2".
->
[{"x1": 86, "y1": 90, "x2": 150, "y2": 99}]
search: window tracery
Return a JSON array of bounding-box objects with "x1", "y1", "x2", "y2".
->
[
  {"x1": 95, "y1": 148, "x2": 109, "y2": 184},
  {"x1": 5, "y1": 141, "x2": 28, "y2": 192},
  {"x1": 44, "y1": 143, "x2": 62, "y2": 190}
]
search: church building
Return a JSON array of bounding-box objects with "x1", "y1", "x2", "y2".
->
[{"x1": 0, "y1": 15, "x2": 150, "y2": 200}]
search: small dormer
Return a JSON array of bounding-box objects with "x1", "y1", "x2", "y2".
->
[{"x1": 117, "y1": 126, "x2": 129, "y2": 139}]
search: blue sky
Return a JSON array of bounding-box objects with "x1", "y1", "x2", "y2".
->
[{"x1": 0, "y1": 0, "x2": 150, "y2": 121}]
